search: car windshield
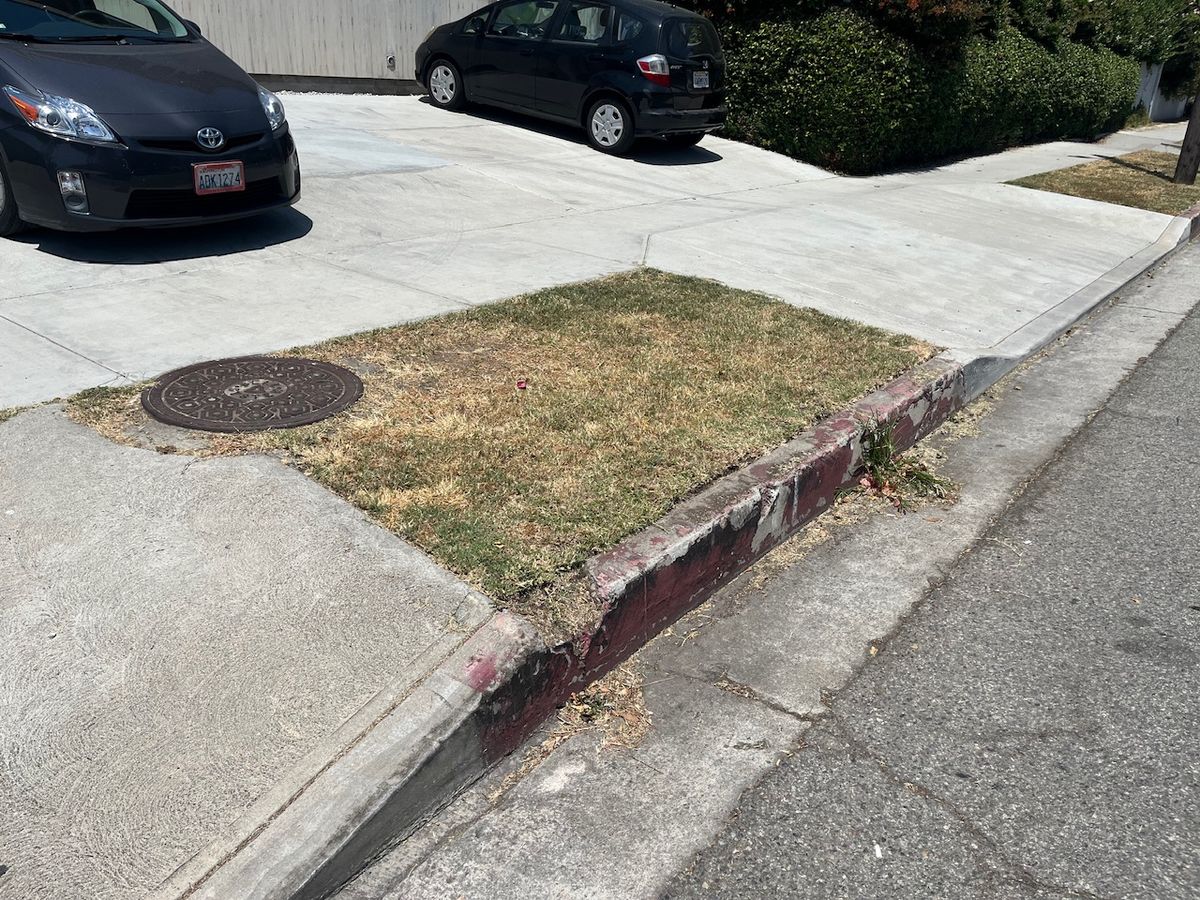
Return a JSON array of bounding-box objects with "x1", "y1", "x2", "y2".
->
[
  {"x1": 664, "y1": 18, "x2": 721, "y2": 59},
  {"x1": 0, "y1": 0, "x2": 190, "y2": 42}
]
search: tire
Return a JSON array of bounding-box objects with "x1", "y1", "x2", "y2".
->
[
  {"x1": 0, "y1": 156, "x2": 23, "y2": 238},
  {"x1": 427, "y1": 59, "x2": 466, "y2": 111},
  {"x1": 585, "y1": 98, "x2": 636, "y2": 155},
  {"x1": 665, "y1": 132, "x2": 705, "y2": 148}
]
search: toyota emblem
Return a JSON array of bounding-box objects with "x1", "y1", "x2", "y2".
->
[{"x1": 197, "y1": 127, "x2": 225, "y2": 150}]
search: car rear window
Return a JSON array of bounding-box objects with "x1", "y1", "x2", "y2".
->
[{"x1": 664, "y1": 18, "x2": 721, "y2": 58}]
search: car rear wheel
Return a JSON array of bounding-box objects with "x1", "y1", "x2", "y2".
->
[
  {"x1": 666, "y1": 132, "x2": 705, "y2": 148},
  {"x1": 586, "y1": 98, "x2": 635, "y2": 155},
  {"x1": 0, "y1": 158, "x2": 23, "y2": 238},
  {"x1": 428, "y1": 60, "x2": 466, "y2": 110}
]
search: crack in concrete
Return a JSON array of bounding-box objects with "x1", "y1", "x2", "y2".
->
[
  {"x1": 1097, "y1": 404, "x2": 1185, "y2": 425},
  {"x1": 645, "y1": 662, "x2": 824, "y2": 726},
  {"x1": 1118, "y1": 303, "x2": 1185, "y2": 316},
  {"x1": 707, "y1": 673, "x2": 823, "y2": 725}
]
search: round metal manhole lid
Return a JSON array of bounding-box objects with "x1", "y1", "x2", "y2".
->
[{"x1": 142, "y1": 356, "x2": 363, "y2": 433}]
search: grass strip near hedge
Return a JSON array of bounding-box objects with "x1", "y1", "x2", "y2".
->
[
  {"x1": 1010, "y1": 150, "x2": 1200, "y2": 217},
  {"x1": 71, "y1": 271, "x2": 931, "y2": 636}
]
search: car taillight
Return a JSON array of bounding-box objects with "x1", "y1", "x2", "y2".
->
[{"x1": 636, "y1": 54, "x2": 671, "y2": 87}]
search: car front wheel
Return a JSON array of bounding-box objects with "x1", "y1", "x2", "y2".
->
[
  {"x1": 428, "y1": 59, "x2": 466, "y2": 110},
  {"x1": 585, "y1": 98, "x2": 636, "y2": 155}
]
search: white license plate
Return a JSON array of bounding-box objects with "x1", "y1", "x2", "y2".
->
[
  {"x1": 692, "y1": 71, "x2": 710, "y2": 90},
  {"x1": 193, "y1": 161, "x2": 245, "y2": 196}
]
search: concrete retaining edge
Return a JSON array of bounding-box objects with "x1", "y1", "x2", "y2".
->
[
  {"x1": 948, "y1": 207, "x2": 1199, "y2": 400},
  {"x1": 474, "y1": 355, "x2": 965, "y2": 763},
  {"x1": 164, "y1": 212, "x2": 1200, "y2": 899}
]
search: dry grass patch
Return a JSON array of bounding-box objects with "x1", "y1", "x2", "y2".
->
[
  {"x1": 1011, "y1": 150, "x2": 1200, "y2": 217},
  {"x1": 70, "y1": 270, "x2": 931, "y2": 636}
]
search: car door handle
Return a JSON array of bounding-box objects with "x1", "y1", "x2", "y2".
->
[{"x1": 519, "y1": 47, "x2": 535, "y2": 56}]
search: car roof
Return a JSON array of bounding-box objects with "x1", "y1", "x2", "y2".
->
[
  {"x1": 470, "y1": 0, "x2": 707, "y2": 22},
  {"x1": 613, "y1": 0, "x2": 706, "y2": 21}
]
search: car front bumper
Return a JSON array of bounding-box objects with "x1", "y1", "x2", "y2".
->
[{"x1": 1, "y1": 124, "x2": 300, "y2": 232}]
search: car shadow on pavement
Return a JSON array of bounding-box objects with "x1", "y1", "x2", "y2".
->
[
  {"x1": 424, "y1": 99, "x2": 723, "y2": 165},
  {"x1": 18, "y1": 208, "x2": 314, "y2": 265}
]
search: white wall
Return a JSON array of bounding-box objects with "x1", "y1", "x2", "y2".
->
[
  {"x1": 170, "y1": 0, "x2": 484, "y2": 80},
  {"x1": 1136, "y1": 61, "x2": 1192, "y2": 122}
]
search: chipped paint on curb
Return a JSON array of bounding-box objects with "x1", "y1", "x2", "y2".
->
[{"x1": 473, "y1": 355, "x2": 966, "y2": 761}]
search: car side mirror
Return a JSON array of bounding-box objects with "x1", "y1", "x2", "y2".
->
[
  {"x1": 466, "y1": 16, "x2": 486, "y2": 34},
  {"x1": 184, "y1": 19, "x2": 202, "y2": 36}
]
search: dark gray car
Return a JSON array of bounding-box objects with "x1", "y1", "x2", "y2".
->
[{"x1": 0, "y1": 0, "x2": 300, "y2": 236}]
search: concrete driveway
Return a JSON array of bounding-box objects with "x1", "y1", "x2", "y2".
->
[{"x1": 0, "y1": 93, "x2": 1187, "y2": 408}]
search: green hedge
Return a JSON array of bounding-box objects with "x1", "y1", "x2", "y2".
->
[{"x1": 720, "y1": 9, "x2": 1140, "y2": 174}]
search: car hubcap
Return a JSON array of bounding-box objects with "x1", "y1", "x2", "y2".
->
[
  {"x1": 430, "y1": 66, "x2": 456, "y2": 105},
  {"x1": 591, "y1": 104, "x2": 624, "y2": 147}
]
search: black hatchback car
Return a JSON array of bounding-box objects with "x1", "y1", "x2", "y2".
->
[
  {"x1": 415, "y1": 0, "x2": 726, "y2": 154},
  {"x1": 0, "y1": 0, "x2": 300, "y2": 236}
]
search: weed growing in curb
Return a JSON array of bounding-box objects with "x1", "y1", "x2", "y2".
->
[{"x1": 859, "y1": 422, "x2": 956, "y2": 511}]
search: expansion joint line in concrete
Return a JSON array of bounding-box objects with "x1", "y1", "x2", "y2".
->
[{"x1": 0, "y1": 312, "x2": 126, "y2": 378}]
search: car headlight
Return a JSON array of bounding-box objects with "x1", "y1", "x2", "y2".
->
[
  {"x1": 258, "y1": 87, "x2": 286, "y2": 131},
  {"x1": 3, "y1": 85, "x2": 117, "y2": 144}
]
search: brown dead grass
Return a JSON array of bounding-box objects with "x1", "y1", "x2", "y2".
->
[
  {"x1": 69, "y1": 269, "x2": 931, "y2": 637},
  {"x1": 1011, "y1": 150, "x2": 1200, "y2": 217}
]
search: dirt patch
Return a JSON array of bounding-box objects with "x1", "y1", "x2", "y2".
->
[
  {"x1": 487, "y1": 660, "x2": 650, "y2": 804},
  {"x1": 0, "y1": 406, "x2": 32, "y2": 426}
]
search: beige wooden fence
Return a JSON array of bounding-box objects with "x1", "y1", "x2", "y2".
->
[{"x1": 169, "y1": 0, "x2": 483, "y2": 81}]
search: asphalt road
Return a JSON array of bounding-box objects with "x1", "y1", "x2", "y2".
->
[{"x1": 666, "y1": 291, "x2": 1200, "y2": 896}]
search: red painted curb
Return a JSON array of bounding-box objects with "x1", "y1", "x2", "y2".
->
[
  {"x1": 1183, "y1": 201, "x2": 1200, "y2": 240},
  {"x1": 471, "y1": 356, "x2": 967, "y2": 761}
]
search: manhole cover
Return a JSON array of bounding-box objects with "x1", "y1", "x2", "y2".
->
[{"x1": 142, "y1": 356, "x2": 363, "y2": 433}]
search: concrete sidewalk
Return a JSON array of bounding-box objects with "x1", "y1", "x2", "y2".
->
[
  {"x1": 0, "y1": 407, "x2": 492, "y2": 899},
  {"x1": 0, "y1": 93, "x2": 1188, "y2": 407}
]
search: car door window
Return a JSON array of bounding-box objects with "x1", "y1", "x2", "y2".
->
[
  {"x1": 488, "y1": 0, "x2": 559, "y2": 40},
  {"x1": 555, "y1": 2, "x2": 609, "y2": 43},
  {"x1": 462, "y1": 8, "x2": 489, "y2": 34},
  {"x1": 614, "y1": 12, "x2": 644, "y2": 44}
]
